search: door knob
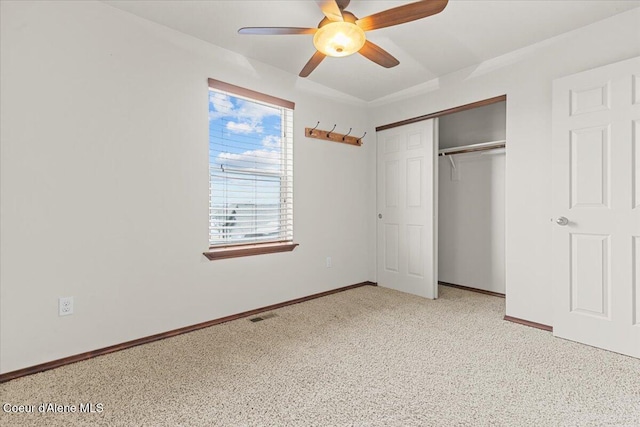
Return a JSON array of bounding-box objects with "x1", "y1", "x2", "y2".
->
[
  {"x1": 378, "y1": 213, "x2": 382, "y2": 219},
  {"x1": 556, "y1": 217, "x2": 569, "y2": 226}
]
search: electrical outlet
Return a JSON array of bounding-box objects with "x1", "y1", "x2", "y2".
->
[
  {"x1": 326, "y1": 257, "x2": 332, "y2": 268},
  {"x1": 59, "y1": 297, "x2": 74, "y2": 316}
]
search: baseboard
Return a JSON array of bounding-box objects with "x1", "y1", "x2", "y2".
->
[
  {"x1": 0, "y1": 281, "x2": 377, "y2": 383},
  {"x1": 437, "y1": 283, "x2": 551, "y2": 331},
  {"x1": 438, "y1": 281, "x2": 505, "y2": 298},
  {"x1": 503, "y1": 315, "x2": 553, "y2": 332}
]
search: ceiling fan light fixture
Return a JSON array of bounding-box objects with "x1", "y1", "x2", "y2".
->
[{"x1": 313, "y1": 21, "x2": 366, "y2": 57}]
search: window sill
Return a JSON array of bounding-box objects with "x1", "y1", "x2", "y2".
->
[{"x1": 203, "y1": 242, "x2": 299, "y2": 261}]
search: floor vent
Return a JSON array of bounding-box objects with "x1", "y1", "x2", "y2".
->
[{"x1": 249, "y1": 313, "x2": 278, "y2": 323}]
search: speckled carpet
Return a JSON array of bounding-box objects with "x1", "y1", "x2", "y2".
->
[{"x1": 1, "y1": 285, "x2": 639, "y2": 427}]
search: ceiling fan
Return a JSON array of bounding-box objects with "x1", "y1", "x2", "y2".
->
[{"x1": 238, "y1": 0, "x2": 449, "y2": 77}]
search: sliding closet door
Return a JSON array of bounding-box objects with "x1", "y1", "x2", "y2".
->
[{"x1": 376, "y1": 119, "x2": 438, "y2": 299}]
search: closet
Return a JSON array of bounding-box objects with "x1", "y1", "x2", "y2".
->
[{"x1": 437, "y1": 101, "x2": 506, "y2": 294}]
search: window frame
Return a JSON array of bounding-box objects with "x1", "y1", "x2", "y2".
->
[{"x1": 204, "y1": 79, "x2": 298, "y2": 260}]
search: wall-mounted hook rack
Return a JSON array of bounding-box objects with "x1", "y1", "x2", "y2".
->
[{"x1": 305, "y1": 125, "x2": 363, "y2": 147}]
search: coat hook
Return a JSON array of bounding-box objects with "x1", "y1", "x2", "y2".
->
[
  {"x1": 342, "y1": 128, "x2": 352, "y2": 141},
  {"x1": 309, "y1": 121, "x2": 320, "y2": 135},
  {"x1": 327, "y1": 124, "x2": 337, "y2": 138},
  {"x1": 357, "y1": 131, "x2": 367, "y2": 144}
]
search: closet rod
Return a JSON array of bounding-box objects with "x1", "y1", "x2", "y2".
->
[{"x1": 438, "y1": 140, "x2": 506, "y2": 157}]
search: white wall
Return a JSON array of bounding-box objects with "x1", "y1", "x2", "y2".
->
[
  {"x1": 0, "y1": 1, "x2": 376, "y2": 374},
  {"x1": 438, "y1": 152, "x2": 505, "y2": 294},
  {"x1": 438, "y1": 102, "x2": 506, "y2": 149},
  {"x1": 370, "y1": 9, "x2": 640, "y2": 326}
]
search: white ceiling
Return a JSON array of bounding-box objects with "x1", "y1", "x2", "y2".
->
[{"x1": 103, "y1": 0, "x2": 640, "y2": 102}]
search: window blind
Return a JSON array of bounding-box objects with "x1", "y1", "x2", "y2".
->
[{"x1": 208, "y1": 81, "x2": 294, "y2": 247}]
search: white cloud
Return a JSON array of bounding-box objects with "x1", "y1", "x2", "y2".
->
[
  {"x1": 209, "y1": 92, "x2": 234, "y2": 119},
  {"x1": 209, "y1": 91, "x2": 280, "y2": 135},
  {"x1": 262, "y1": 135, "x2": 281, "y2": 148},
  {"x1": 218, "y1": 149, "x2": 280, "y2": 171},
  {"x1": 226, "y1": 121, "x2": 264, "y2": 134},
  {"x1": 237, "y1": 101, "x2": 279, "y2": 123}
]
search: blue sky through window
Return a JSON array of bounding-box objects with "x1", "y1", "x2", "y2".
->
[
  {"x1": 208, "y1": 90, "x2": 286, "y2": 244},
  {"x1": 209, "y1": 91, "x2": 281, "y2": 159}
]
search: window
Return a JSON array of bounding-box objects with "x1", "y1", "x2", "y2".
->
[{"x1": 204, "y1": 79, "x2": 297, "y2": 260}]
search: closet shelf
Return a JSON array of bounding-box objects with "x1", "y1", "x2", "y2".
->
[{"x1": 438, "y1": 140, "x2": 506, "y2": 156}]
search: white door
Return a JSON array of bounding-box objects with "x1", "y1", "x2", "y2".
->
[
  {"x1": 376, "y1": 119, "x2": 438, "y2": 299},
  {"x1": 552, "y1": 56, "x2": 640, "y2": 358}
]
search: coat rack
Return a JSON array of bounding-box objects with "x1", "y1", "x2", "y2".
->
[{"x1": 305, "y1": 122, "x2": 364, "y2": 146}]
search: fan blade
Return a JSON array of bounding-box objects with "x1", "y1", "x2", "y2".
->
[
  {"x1": 315, "y1": 0, "x2": 343, "y2": 22},
  {"x1": 356, "y1": 0, "x2": 448, "y2": 32},
  {"x1": 238, "y1": 27, "x2": 317, "y2": 35},
  {"x1": 299, "y1": 51, "x2": 326, "y2": 77},
  {"x1": 358, "y1": 40, "x2": 399, "y2": 68}
]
